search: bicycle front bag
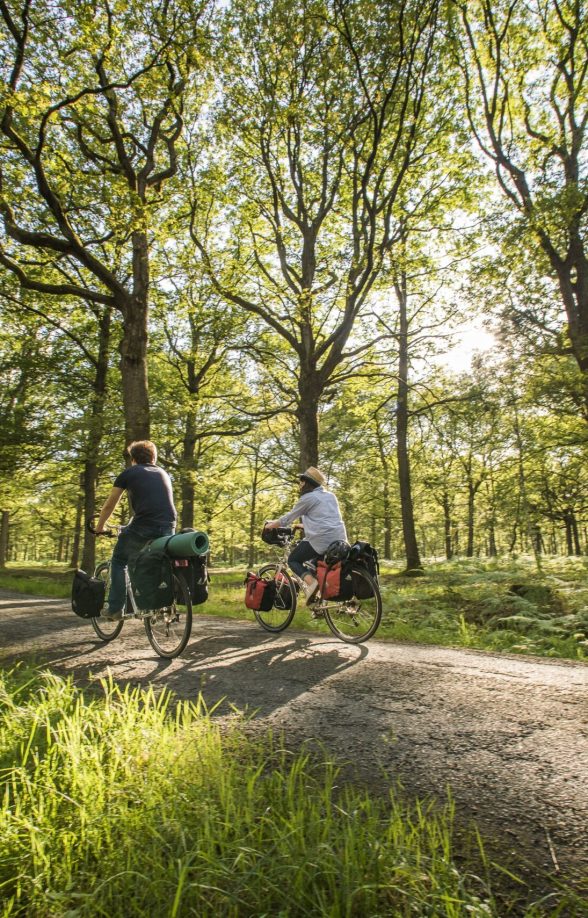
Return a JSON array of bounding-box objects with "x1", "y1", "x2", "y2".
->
[
  {"x1": 71, "y1": 569, "x2": 105, "y2": 618},
  {"x1": 316, "y1": 560, "x2": 354, "y2": 601},
  {"x1": 129, "y1": 545, "x2": 175, "y2": 611},
  {"x1": 261, "y1": 526, "x2": 292, "y2": 546},
  {"x1": 244, "y1": 572, "x2": 276, "y2": 611}
]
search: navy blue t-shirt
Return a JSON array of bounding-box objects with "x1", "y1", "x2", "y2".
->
[{"x1": 114, "y1": 464, "x2": 177, "y2": 528}]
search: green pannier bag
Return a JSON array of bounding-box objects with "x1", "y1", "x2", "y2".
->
[{"x1": 129, "y1": 544, "x2": 175, "y2": 611}]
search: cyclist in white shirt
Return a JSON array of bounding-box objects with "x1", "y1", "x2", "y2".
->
[{"x1": 265, "y1": 466, "x2": 347, "y2": 602}]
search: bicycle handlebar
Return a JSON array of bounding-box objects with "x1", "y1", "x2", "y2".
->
[{"x1": 86, "y1": 519, "x2": 117, "y2": 538}]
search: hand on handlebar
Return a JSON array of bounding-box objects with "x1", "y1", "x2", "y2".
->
[{"x1": 86, "y1": 519, "x2": 116, "y2": 537}]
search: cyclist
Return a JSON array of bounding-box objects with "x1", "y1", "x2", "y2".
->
[
  {"x1": 264, "y1": 466, "x2": 347, "y2": 602},
  {"x1": 94, "y1": 440, "x2": 177, "y2": 619}
]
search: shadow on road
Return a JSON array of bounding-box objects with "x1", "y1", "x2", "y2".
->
[{"x1": 123, "y1": 624, "x2": 369, "y2": 717}]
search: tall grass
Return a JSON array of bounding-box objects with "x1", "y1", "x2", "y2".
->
[{"x1": 0, "y1": 666, "x2": 498, "y2": 917}]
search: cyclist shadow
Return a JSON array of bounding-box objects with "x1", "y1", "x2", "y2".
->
[{"x1": 149, "y1": 622, "x2": 369, "y2": 717}]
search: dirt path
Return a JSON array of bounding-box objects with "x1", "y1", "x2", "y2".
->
[{"x1": 1, "y1": 590, "x2": 587, "y2": 910}]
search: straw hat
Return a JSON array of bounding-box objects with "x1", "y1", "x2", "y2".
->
[{"x1": 299, "y1": 466, "x2": 327, "y2": 487}]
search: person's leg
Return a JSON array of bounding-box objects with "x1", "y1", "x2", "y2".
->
[
  {"x1": 107, "y1": 528, "x2": 147, "y2": 615},
  {"x1": 288, "y1": 540, "x2": 322, "y2": 602},
  {"x1": 288, "y1": 539, "x2": 319, "y2": 578}
]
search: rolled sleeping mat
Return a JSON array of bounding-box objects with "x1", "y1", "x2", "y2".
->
[{"x1": 149, "y1": 530, "x2": 209, "y2": 558}]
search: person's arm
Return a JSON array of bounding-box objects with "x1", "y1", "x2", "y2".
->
[
  {"x1": 273, "y1": 492, "x2": 316, "y2": 528},
  {"x1": 95, "y1": 487, "x2": 124, "y2": 532}
]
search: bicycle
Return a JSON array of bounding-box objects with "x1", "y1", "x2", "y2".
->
[
  {"x1": 89, "y1": 524, "x2": 193, "y2": 659},
  {"x1": 252, "y1": 528, "x2": 382, "y2": 644}
]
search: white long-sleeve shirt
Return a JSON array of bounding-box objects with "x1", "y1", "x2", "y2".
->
[{"x1": 278, "y1": 487, "x2": 347, "y2": 553}]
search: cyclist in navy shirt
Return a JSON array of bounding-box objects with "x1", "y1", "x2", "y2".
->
[{"x1": 95, "y1": 440, "x2": 177, "y2": 618}]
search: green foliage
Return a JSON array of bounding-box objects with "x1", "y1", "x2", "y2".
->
[{"x1": 375, "y1": 556, "x2": 588, "y2": 660}]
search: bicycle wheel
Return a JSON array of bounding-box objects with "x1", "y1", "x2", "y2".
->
[
  {"x1": 323, "y1": 566, "x2": 382, "y2": 644},
  {"x1": 91, "y1": 562, "x2": 125, "y2": 642},
  {"x1": 144, "y1": 574, "x2": 193, "y2": 658},
  {"x1": 254, "y1": 564, "x2": 297, "y2": 632}
]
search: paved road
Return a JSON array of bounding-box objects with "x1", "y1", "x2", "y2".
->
[{"x1": 1, "y1": 590, "x2": 587, "y2": 908}]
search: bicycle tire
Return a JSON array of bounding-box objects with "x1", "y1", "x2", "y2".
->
[
  {"x1": 323, "y1": 566, "x2": 382, "y2": 644},
  {"x1": 254, "y1": 564, "x2": 297, "y2": 632},
  {"x1": 91, "y1": 562, "x2": 125, "y2": 642},
  {"x1": 143, "y1": 573, "x2": 193, "y2": 658}
]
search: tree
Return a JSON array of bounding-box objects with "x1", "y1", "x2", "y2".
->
[
  {"x1": 0, "y1": 0, "x2": 210, "y2": 441},
  {"x1": 452, "y1": 0, "x2": 588, "y2": 417},
  {"x1": 192, "y1": 0, "x2": 441, "y2": 467}
]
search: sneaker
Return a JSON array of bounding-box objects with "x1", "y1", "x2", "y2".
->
[
  {"x1": 302, "y1": 577, "x2": 319, "y2": 606},
  {"x1": 104, "y1": 608, "x2": 124, "y2": 621}
]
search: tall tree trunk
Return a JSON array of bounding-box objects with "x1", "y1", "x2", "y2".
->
[
  {"x1": 296, "y1": 390, "x2": 320, "y2": 469},
  {"x1": 552, "y1": 252, "x2": 588, "y2": 422},
  {"x1": 248, "y1": 456, "x2": 260, "y2": 567},
  {"x1": 487, "y1": 518, "x2": 497, "y2": 557},
  {"x1": 70, "y1": 486, "x2": 84, "y2": 569},
  {"x1": 375, "y1": 421, "x2": 392, "y2": 559},
  {"x1": 564, "y1": 512, "x2": 574, "y2": 556},
  {"x1": 395, "y1": 277, "x2": 422, "y2": 572},
  {"x1": 571, "y1": 512, "x2": 581, "y2": 556},
  {"x1": 119, "y1": 231, "x2": 150, "y2": 443},
  {"x1": 512, "y1": 403, "x2": 542, "y2": 571},
  {"x1": 180, "y1": 410, "x2": 198, "y2": 529},
  {"x1": 466, "y1": 480, "x2": 475, "y2": 557},
  {"x1": 442, "y1": 492, "x2": 453, "y2": 560},
  {"x1": 0, "y1": 511, "x2": 9, "y2": 568},
  {"x1": 81, "y1": 307, "x2": 112, "y2": 573}
]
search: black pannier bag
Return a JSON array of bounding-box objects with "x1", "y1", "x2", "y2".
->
[
  {"x1": 261, "y1": 526, "x2": 292, "y2": 545},
  {"x1": 348, "y1": 541, "x2": 379, "y2": 580},
  {"x1": 183, "y1": 555, "x2": 209, "y2": 606},
  {"x1": 71, "y1": 569, "x2": 105, "y2": 618},
  {"x1": 176, "y1": 528, "x2": 209, "y2": 605},
  {"x1": 129, "y1": 545, "x2": 175, "y2": 611},
  {"x1": 347, "y1": 541, "x2": 379, "y2": 598},
  {"x1": 274, "y1": 571, "x2": 293, "y2": 609},
  {"x1": 352, "y1": 569, "x2": 375, "y2": 599}
]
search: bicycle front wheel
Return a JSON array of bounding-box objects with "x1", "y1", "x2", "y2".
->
[
  {"x1": 144, "y1": 574, "x2": 193, "y2": 658},
  {"x1": 91, "y1": 562, "x2": 124, "y2": 642},
  {"x1": 254, "y1": 564, "x2": 297, "y2": 632},
  {"x1": 323, "y1": 566, "x2": 382, "y2": 644}
]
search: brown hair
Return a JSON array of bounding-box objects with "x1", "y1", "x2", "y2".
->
[{"x1": 127, "y1": 440, "x2": 157, "y2": 465}]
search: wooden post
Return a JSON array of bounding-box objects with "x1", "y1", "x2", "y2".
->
[{"x1": 0, "y1": 511, "x2": 9, "y2": 568}]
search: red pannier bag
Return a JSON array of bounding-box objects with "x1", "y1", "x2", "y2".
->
[
  {"x1": 244, "y1": 572, "x2": 276, "y2": 611},
  {"x1": 316, "y1": 561, "x2": 353, "y2": 601}
]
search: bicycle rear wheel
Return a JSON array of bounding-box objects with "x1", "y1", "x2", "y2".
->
[
  {"x1": 91, "y1": 562, "x2": 124, "y2": 642},
  {"x1": 144, "y1": 574, "x2": 193, "y2": 658},
  {"x1": 323, "y1": 566, "x2": 382, "y2": 643},
  {"x1": 254, "y1": 564, "x2": 297, "y2": 632}
]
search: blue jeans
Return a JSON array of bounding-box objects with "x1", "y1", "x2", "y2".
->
[
  {"x1": 288, "y1": 539, "x2": 322, "y2": 578},
  {"x1": 108, "y1": 524, "x2": 175, "y2": 612}
]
